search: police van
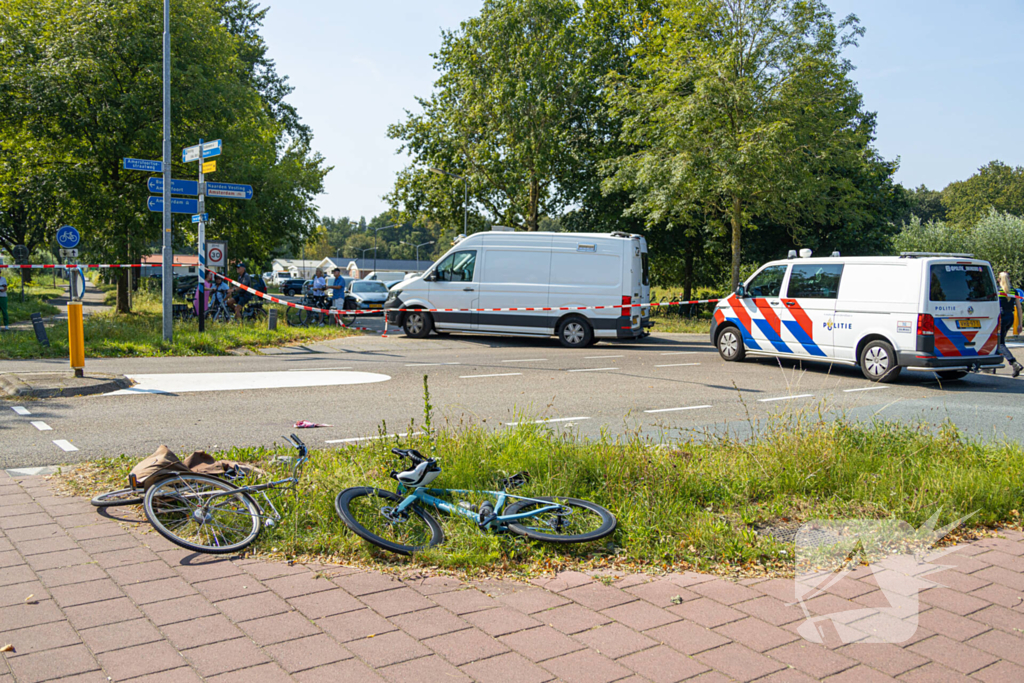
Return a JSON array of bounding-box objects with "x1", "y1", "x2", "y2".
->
[
  {"x1": 710, "y1": 251, "x2": 1003, "y2": 381},
  {"x1": 385, "y1": 230, "x2": 650, "y2": 347}
]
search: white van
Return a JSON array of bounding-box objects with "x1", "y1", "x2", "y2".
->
[
  {"x1": 385, "y1": 230, "x2": 650, "y2": 347},
  {"x1": 710, "y1": 251, "x2": 1002, "y2": 381}
]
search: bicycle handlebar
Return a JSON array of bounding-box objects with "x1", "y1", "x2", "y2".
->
[{"x1": 392, "y1": 448, "x2": 425, "y2": 464}]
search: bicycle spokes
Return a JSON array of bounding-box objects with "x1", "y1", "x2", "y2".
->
[
  {"x1": 348, "y1": 493, "x2": 435, "y2": 547},
  {"x1": 149, "y1": 478, "x2": 257, "y2": 550}
]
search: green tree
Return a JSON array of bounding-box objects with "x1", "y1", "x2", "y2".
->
[
  {"x1": 387, "y1": 0, "x2": 595, "y2": 232},
  {"x1": 603, "y1": 0, "x2": 883, "y2": 289},
  {"x1": 901, "y1": 184, "x2": 946, "y2": 224},
  {"x1": 941, "y1": 161, "x2": 1024, "y2": 226}
]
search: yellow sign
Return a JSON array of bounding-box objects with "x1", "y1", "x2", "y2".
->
[{"x1": 202, "y1": 160, "x2": 217, "y2": 174}]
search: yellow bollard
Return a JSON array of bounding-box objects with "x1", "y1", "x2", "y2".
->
[{"x1": 68, "y1": 302, "x2": 85, "y2": 378}]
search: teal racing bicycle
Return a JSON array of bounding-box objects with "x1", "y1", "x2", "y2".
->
[{"x1": 335, "y1": 448, "x2": 617, "y2": 555}]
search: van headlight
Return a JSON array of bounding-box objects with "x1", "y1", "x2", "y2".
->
[{"x1": 386, "y1": 290, "x2": 398, "y2": 304}]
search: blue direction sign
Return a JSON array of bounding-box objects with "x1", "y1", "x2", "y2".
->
[
  {"x1": 191, "y1": 213, "x2": 208, "y2": 224},
  {"x1": 147, "y1": 197, "x2": 199, "y2": 214},
  {"x1": 57, "y1": 226, "x2": 81, "y2": 249},
  {"x1": 123, "y1": 158, "x2": 163, "y2": 173},
  {"x1": 148, "y1": 177, "x2": 199, "y2": 196},
  {"x1": 182, "y1": 139, "x2": 222, "y2": 163},
  {"x1": 205, "y1": 182, "x2": 253, "y2": 200}
]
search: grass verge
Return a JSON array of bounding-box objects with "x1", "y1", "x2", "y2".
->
[
  {"x1": 646, "y1": 285, "x2": 719, "y2": 335},
  {"x1": 56, "y1": 411, "x2": 1019, "y2": 580},
  {"x1": 0, "y1": 287, "x2": 357, "y2": 359},
  {"x1": 1, "y1": 272, "x2": 62, "y2": 323}
]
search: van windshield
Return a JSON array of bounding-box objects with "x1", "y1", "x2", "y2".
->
[{"x1": 929, "y1": 264, "x2": 997, "y2": 302}]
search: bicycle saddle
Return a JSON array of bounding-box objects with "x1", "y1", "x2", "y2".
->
[{"x1": 396, "y1": 459, "x2": 441, "y2": 488}]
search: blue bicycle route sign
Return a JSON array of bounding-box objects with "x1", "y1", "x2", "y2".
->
[
  {"x1": 147, "y1": 197, "x2": 199, "y2": 214},
  {"x1": 147, "y1": 177, "x2": 199, "y2": 196},
  {"x1": 56, "y1": 226, "x2": 81, "y2": 249},
  {"x1": 123, "y1": 158, "x2": 163, "y2": 173}
]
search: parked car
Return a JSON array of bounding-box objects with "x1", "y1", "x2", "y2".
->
[
  {"x1": 385, "y1": 230, "x2": 650, "y2": 347},
  {"x1": 280, "y1": 278, "x2": 307, "y2": 296},
  {"x1": 344, "y1": 280, "x2": 389, "y2": 313},
  {"x1": 710, "y1": 251, "x2": 1002, "y2": 382},
  {"x1": 261, "y1": 271, "x2": 274, "y2": 282},
  {"x1": 271, "y1": 271, "x2": 295, "y2": 287}
]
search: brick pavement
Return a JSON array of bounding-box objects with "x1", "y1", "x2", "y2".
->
[{"x1": 2, "y1": 469, "x2": 1024, "y2": 682}]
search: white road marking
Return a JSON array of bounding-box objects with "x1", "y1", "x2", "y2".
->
[
  {"x1": 5, "y1": 466, "x2": 60, "y2": 477},
  {"x1": 568, "y1": 367, "x2": 618, "y2": 373},
  {"x1": 644, "y1": 405, "x2": 713, "y2": 414},
  {"x1": 460, "y1": 372, "x2": 522, "y2": 379},
  {"x1": 843, "y1": 386, "x2": 891, "y2": 393},
  {"x1": 501, "y1": 358, "x2": 548, "y2": 363},
  {"x1": 660, "y1": 352, "x2": 699, "y2": 355},
  {"x1": 325, "y1": 432, "x2": 424, "y2": 444},
  {"x1": 287, "y1": 366, "x2": 352, "y2": 371},
  {"x1": 654, "y1": 363, "x2": 701, "y2": 368},
  {"x1": 12, "y1": 406, "x2": 31, "y2": 416},
  {"x1": 30, "y1": 421, "x2": 52, "y2": 431},
  {"x1": 107, "y1": 370, "x2": 390, "y2": 395},
  {"x1": 405, "y1": 362, "x2": 461, "y2": 367},
  {"x1": 53, "y1": 440, "x2": 79, "y2": 452},
  {"x1": 584, "y1": 355, "x2": 624, "y2": 359},
  {"x1": 758, "y1": 394, "x2": 814, "y2": 403},
  {"x1": 505, "y1": 417, "x2": 591, "y2": 426}
]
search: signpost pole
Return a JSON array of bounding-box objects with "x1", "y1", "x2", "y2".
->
[
  {"x1": 160, "y1": 0, "x2": 173, "y2": 343},
  {"x1": 197, "y1": 139, "x2": 206, "y2": 333}
]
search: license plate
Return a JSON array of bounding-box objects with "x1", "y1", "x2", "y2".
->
[
  {"x1": 369, "y1": 303, "x2": 382, "y2": 309},
  {"x1": 955, "y1": 319, "x2": 981, "y2": 329}
]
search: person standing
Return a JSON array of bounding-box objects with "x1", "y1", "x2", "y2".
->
[
  {"x1": 226, "y1": 263, "x2": 253, "y2": 319},
  {"x1": 997, "y1": 272, "x2": 1023, "y2": 378},
  {"x1": 311, "y1": 268, "x2": 327, "y2": 325},
  {"x1": 0, "y1": 271, "x2": 9, "y2": 329},
  {"x1": 327, "y1": 267, "x2": 348, "y2": 324}
]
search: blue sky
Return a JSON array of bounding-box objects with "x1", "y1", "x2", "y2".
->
[{"x1": 260, "y1": 0, "x2": 1024, "y2": 220}]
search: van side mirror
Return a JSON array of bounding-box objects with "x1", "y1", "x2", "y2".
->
[
  {"x1": 424, "y1": 272, "x2": 436, "y2": 282},
  {"x1": 735, "y1": 284, "x2": 747, "y2": 298}
]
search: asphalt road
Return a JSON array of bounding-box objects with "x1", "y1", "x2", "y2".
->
[{"x1": 3, "y1": 331, "x2": 1022, "y2": 469}]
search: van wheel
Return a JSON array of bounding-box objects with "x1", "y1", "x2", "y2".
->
[
  {"x1": 717, "y1": 326, "x2": 745, "y2": 361},
  {"x1": 403, "y1": 310, "x2": 433, "y2": 339},
  {"x1": 860, "y1": 340, "x2": 901, "y2": 382},
  {"x1": 558, "y1": 316, "x2": 593, "y2": 348}
]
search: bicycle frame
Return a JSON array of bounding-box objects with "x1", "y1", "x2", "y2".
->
[{"x1": 393, "y1": 485, "x2": 562, "y2": 532}]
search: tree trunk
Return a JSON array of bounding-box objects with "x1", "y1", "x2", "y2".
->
[
  {"x1": 730, "y1": 195, "x2": 742, "y2": 292},
  {"x1": 683, "y1": 242, "x2": 694, "y2": 302},
  {"x1": 116, "y1": 269, "x2": 129, "y2": 313},
  {"x1": 527, "y1": 179, "x2": 539, "y2": 231}
]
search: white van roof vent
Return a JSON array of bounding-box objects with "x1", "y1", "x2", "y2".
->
[
  {"x1": 831, "y1": 251, "x2": 840, "y2": 257},
  {"x1": 610, "y1": 231, "x2": 633, "y2": 238},
  {"x1": 491, "y1": 225, "x2": 514, "y2": 232},
  {"x1": 899, "y1": 251, "x2": 975, "y2": 259},
  {"x1": 787, "y1": 250, "x2": 797, "y2": 259},
  {"x1": 799, "y1": 248, "x2": 813, "y2": 258}
]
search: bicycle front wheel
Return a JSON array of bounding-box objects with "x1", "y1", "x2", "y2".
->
[
  {"x1": 335, "y1": 487, "x2": 444, "y2": 555},
  {"x1": 144, "y1": 474, "x2": 262, "y2": 554},
  {"x1": 504, "y1": 496, "x2": 616, "y2": 544},
  {"x1": 285, "y1": 306, "x2": 307, "y2": 327},
  {"x1": 91, "y1": 488, "x2": 143, "y2": 508}
]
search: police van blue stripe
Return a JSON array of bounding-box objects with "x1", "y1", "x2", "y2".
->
[
  {"x1": 782, "y1": 321, "x2": 827, "y2": 357},
  {"x1": 725, "y1": 316, "x2": 762, "y2": 351},
  {"x1": 753, "y1": 319, "x2": 794, "y2": 354}
]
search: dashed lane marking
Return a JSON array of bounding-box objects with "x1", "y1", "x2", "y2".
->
[
  {"x1": 53, "y1": 440, "x2": 79, "y2": 452},
  {"x1": 644, "y1": 405, "x2": 713, "y2": 414},
  {"x1": 843, "y1": 386, "x2": 890, "y2": 393},
  {"x1": 654, "y1": 363, "x2": 701, "y2": 368},
  {"x1": 460, "y1": 372, "x2": 522, "y2": 379},
  {"x1": 12, "y1": 406, "x2": 31, "y2": 416},
  {"x1": 501, "y1": 358, "x2": 548, "y2": 362},
  {"x1": 758, "y1": 394, "x2": 814, "y2": 403},
  {"x1": 107, "y1": 370, "x2": 391, "y2": 395},
  {"x1": 325, "y1": 431, "x2": 424, "y2": 444},
  {"x1": 568, "y1": 367, "x2": 618, "y2": 373},
  {"x1": 30, "y1": 421, "x2": 52, "y2": 431},
  {"x1": 505, "y1": 417, "x2": 591, "y2": 426}
]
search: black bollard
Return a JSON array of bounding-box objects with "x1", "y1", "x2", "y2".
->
[{"x1": 30, "y1": 313, "x2": 50, "y2": 347}]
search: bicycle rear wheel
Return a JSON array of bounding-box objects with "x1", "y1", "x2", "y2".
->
[
  {"x1": 144, "y1": 474, "x2": 261, "y2": 554},
  {"x1": 503, "y1": 496, "x2": 616, "y2": 544},
  {"x1": 91, "y1": 488, "x2": 143, "y2": 508},
  {"x1": 285, "y1": 306, "x2": 308, "y2": 327},
  {"x1": 335, "y1": 487, "x2": 444, "y2": 555}
]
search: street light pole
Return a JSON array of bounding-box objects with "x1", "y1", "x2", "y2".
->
[
  {"x1": 429, "y1": 167, "x2": 467, "y2": 237},
  {"x1": 416, "y1": 241, "x2": 434, "y2": 271},
  {"x1": 160, "y1": 0, "x2": 172, "y2": 342}
]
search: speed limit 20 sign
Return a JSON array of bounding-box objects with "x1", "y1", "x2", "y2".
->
[{"x1": 206, "y1": 240, "x2": 227, "y2": 268}]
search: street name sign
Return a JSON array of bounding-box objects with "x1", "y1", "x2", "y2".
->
[
  {"x1": 123, "y1": 158, "x2": 163, "y2": 173},
  {"x1": 147, "y1": 177, "x2": 199, "y2": 196},
  {"x1": 182, "y1": 139, "x2": 222, "y2": 163},
  {"x1": 57, "y1": 225, "x2": 81, "y2": 249},
  {"x1": 147, "y1": 196, "x2": 199, "y2": 214},
  {"x1": 191, "y1": 213, "x2": 209, "y2": 224},
  {"x1": 205, "y1": 182, "x2": 253, "y2": 200}
]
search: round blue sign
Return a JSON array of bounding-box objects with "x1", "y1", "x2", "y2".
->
[{"x1": 57, "y1": 225, "x2": 80, "y2": 249}]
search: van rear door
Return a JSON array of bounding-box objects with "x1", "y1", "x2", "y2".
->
[
  {"x1": 638, "y1": 237, "x2": 650, "y2": 329},
  {"x1": 925, "y1": 260, "x2": 1000, "y2": 358}
]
